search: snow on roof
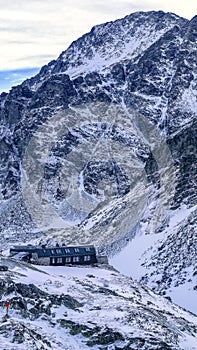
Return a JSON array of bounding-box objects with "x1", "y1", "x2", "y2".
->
[{"x1": 11, "y1": 252, "x2": 30, "y2": 260}]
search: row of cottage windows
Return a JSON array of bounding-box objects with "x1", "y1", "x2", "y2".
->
[
  {"x1": 44, "y1": 247, "x2": 91, "y2": 255},
  {"x1": 51, "y1": 255, "x2": 91, "y2": 264}
]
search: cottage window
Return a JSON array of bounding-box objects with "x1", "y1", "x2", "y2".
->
[
  {"x1": 74, "y1": 248, "x2": 80, "y2": 252},
  {"x1": 84, "y1": 255, "x2": 91, "y2": 261},
  {"x1": 65, "y1": 257, "x2": 71, "y2": 263},
  {"x1": 85, "y1": 247, "x2": 91, "y2": 252},
  {"x1": 73, "y1": 256, "x2": 80, "y2": 262},
  {"x1": 52, "y1": 258, "x2": 56, "y2": 264},
  {"x1": 64, "y1": 249, "x2": 70, "y2": 253},
  {"x1": 51, "y1": 249, "x2": 55, "y2": 254},
  {"x1": 56, "y1": 249, "x2": 62, "y2": 254},
  {"x1": 57, "y1": 257, "x2": 62, "y2": 263}
]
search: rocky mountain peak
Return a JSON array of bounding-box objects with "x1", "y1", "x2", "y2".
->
[{"x1": 22, "y1": 11, "x2": 187, "y2": 91}]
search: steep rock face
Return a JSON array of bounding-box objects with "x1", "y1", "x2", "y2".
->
[
  {"x1": 0, "y1": 11, "x2": 196, "y2": 305},
  {"x1": 140, "y1": 208, "x2": 197, "y2": 292}
]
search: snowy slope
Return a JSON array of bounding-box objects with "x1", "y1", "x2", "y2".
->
[
  {"x1": 110, "y1": 204, "x2": 197, "y2": 314},
  {"x1": 0, "y1": 258, "x2": 197, "y2": 349}
]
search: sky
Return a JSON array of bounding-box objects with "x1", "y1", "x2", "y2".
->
[{"x1": 0, "y1": 0, "x2": 196, "y2": 92}]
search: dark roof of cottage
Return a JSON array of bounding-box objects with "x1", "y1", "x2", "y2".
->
[
  {"x1": 36, "y1": 245, "x2": 96, "y2": 258},
  {"x1": 10, "y1": 245, "x2": 37, "y2": 253},
  {"x1": 10, "y1": 245, "x2": 96, "y2": 258}
]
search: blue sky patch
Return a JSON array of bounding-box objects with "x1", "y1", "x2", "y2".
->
[{"x1": 0, "y1": 68, "x2": 40, "y2": 93}]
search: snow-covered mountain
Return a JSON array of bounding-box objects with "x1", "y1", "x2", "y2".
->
[{"x1": 0, "y1": 9, "x2": 196, "y2": 330}]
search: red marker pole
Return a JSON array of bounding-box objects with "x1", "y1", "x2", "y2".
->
[{"x1": 5, "y1": 301, "x2": 10, "y2": 316}]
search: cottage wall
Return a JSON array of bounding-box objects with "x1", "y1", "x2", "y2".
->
[
  {"x1": 38, "y1": 257, "x2": 50, "y2": 265},
  {"x1": 97, "y1": 256, "x2": 108, "y2": 264},
  {"x1": 32, "y1": 253, "x2": 50, "y2": 265},
  {"x1": 32, "y1": 253, "x2": 38, "y2": 261}
]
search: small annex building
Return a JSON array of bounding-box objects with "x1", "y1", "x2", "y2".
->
[{"x1": 10, "y1": 245, "x2": 98, "y2": 266}]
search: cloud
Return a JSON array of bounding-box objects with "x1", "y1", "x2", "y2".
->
[
  {"x1": 81, "y1": 0, "x2": 151, "y2": 15},
  {"x1": 14, "y1": 54, "x2": 55, "y2": 62}
]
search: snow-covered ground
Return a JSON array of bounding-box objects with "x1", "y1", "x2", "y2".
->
[
  {"x1": 110, "y1": 204, "x2": 197, "y2": 314},
  {"x1": 0, "y1": 259, "x2": 196, "y2": 349}
]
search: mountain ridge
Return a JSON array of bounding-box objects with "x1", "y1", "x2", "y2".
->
[{"x1": 20, "y1": 11, "x2": 187, "y2": 91}]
